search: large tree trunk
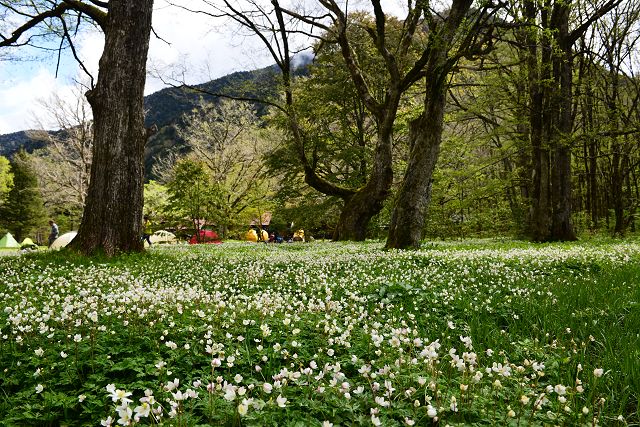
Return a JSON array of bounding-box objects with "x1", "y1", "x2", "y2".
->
[
  {"x1": 70, "y1": 0, "x2": 154, "y2": 256},
  {"x1": 333, "y1": 128, "x2": 393, "y2": 240},
  {"x1": 385, "y1": 83, "x2": 446, "y2": 249},
  {"x1": 549, "y1": 4, "x2": 577, "y2": 241},
  {"x1": 526, "y1": 0, "x2": 552, "y2": 241},
  {"x1": 384, "y1": 0, "x2": 474, "y2": 249}
]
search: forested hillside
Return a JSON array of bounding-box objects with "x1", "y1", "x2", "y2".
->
[{"x1": 0, "y1": 63, "x2": 284, "y2": 175}]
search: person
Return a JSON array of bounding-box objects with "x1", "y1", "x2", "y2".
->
[
  {"x1": 142, "y1": 215, "x2": 152, "y2": 246},
  {"x1": 48, "y1": 220, "x2": 59, "y2": 247}
]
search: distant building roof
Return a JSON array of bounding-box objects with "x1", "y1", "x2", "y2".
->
[{"x1": 250, "y1": 212, "x2": 272, "y2": 227}]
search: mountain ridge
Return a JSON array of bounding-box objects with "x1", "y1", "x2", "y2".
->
[{"x1": 0, "y1": 62, "x2": 286, "y2": 176}]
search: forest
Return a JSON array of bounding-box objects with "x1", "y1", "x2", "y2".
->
[{"x1": 0, "y1": 0, "x2": 639, "y2": 250}]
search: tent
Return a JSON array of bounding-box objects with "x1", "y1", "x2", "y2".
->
[
  {"x1": 148, "y1": 230, "x2": 177, "y2": 245},
  {"x1": 20, "y1": 237, "x2": 38, "y2": 249},
  {"x1": 0, "y1": 233, "x2": 20, "y2": 249},
  {"x1": 189, "y1": 229, "x2": 222, "y2": 244},
  {"x1": 250, "y1": 212, "x2": 272, "y2": 228},
  {"x1": 246, "y1": 229, "x2": 268, "y2": 242},
  {"x1": 293, "y1": 229, "x2": 305, "y2": 242},
  {"x1": 50, "y1": 231, "x2": 77, "y2": 250}
]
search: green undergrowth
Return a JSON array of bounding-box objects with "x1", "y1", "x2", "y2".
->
[{"x1": 0, "y1": 239, "x2": 638, "y2": 426}]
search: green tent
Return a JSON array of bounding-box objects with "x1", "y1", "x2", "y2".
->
[
  {"x1": 20, "y1": 237, "x2": 37, "y2": 249},
  {"x1": 0, "y1": 232, "x2": 21, "y2": 249}
]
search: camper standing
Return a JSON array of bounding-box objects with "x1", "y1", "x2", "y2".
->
[{"x1": 48, "y1": 220, "x2": 59, "y2": 247}]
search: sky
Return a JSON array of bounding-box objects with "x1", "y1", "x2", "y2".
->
[{"x1": 0, "y1": 0, "x2": 407, "y2": 134}]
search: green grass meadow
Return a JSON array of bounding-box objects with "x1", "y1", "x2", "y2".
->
[{"x1": 0, "y1": 240, "x2": 638, "y2": 426}]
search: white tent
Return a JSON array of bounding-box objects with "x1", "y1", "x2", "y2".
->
[
  {"x1": 148, "y1": 230, "x2": 177, "y2": 245},
  {"x1": 50, "y1": 231, "x2": 77, "y2": 250}
]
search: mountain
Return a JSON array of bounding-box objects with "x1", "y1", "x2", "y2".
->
[
  {"x1": 142, "y1": 64, "x2": 283, "y2": 176},
  {"x1": 0, "y1": 131, "x2": 46, "y2": 157},
  {"x1": 0, "y1": 62, "x2": 288, "y2": 176}
]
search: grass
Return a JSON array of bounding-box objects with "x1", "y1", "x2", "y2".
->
[{"x1": 0, "y1": 240, "x2": 638, "y2": 426}]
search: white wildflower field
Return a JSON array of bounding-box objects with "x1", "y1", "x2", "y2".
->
[{"x1": 0, "y1": 240, "x2": 638, "y2": 426}]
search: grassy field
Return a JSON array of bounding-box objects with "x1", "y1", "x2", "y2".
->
[{"x1": 0, "y1": 240, "x2": 638, "y2": 426}]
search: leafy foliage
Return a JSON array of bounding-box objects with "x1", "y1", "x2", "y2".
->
[{"x1": 0, "y1": 151, "x2": 46, "y2": 241}]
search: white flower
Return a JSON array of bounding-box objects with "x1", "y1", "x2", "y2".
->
[
  {"x1": 276, "y1": 394, "x2": 287, "y2": 407},
  {"x1": 165, "y1": 378, "x2": 180, "y2": 391},
  {"x1": 100, "y1": 416, "x2": 114, "y2": 427},
  {"x1": 238, "y1": 403, "x2": 248, "y2": 416},
  {"x1": 450, "y1": 396, "x2": 458, "y2": 412},
  {"x1": 554, "y1": 384, "x2": 567, "y2": 395},
  {"x1": 78, "y1": 394, "x2": 86, "y2": 402},
  {"x1": 224, "y1": 387, "x2": 237, "y2": 401},
  {"x1": 60, "y1": 351, "x2": 68, "y2": 359},
  {"x1": 322, "y1": 422, "x2": 333, "y2": 427},
  {"x1": 593, "y1": 368, "x2": 604, "y2": 378},
  {"x1": 117, "y1": 405, "x2": 133, "y2": 425},
  {"x1": 371, "y1": 415, "x2": 382, "y2": 426},
  {"x1": 263, "y1": 383, "x2": 273, "y2": 394},
  {"x1": 34, "y1": 348, "x2": 44, "y2": 357},
  {"x1": 234, "y1": 374, "x2": 243, "y2": 383},
  {"x1": 74, "y1": 334, "x2": 82, "y2": 342},
  {"x1": 427, "y1": 405, "x2": 438, "y2": 418},
  {"x1": 109, "y1": 389, "x2": 133, "y2": 404},
  {"x1": 35, "y1": 384, "x2": 44, "y2": 394},
  {"x1": 404, "y1": 417, "x2": 415, "y2": 426},
  {"x1": 134, "y1": 402, "x2": 151, "y2": 418}
]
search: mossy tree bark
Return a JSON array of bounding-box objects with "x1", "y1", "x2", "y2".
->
[{"x1": 386, "y1": 0, "x2": 496, "y2": 249}]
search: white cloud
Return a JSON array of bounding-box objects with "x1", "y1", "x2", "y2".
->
[{"x1": 0, "y1": 68, "x2": 77, "y2": 133}]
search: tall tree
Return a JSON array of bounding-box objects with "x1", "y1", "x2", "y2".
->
[
  {"x1": 519, "y1": 0, "x2": 621, "y2": 241},
  {"x1": 0, "y1": 155, "x2": 12, "y2": 208},
  {"x1": 166, "y1": 158, "x2": 220, "y2": 241},
  {"x1": 181, "y1": 0, "x2": 437, "y2": 240},
  {"x1": 28, "y1": 86, "x2": 93, "y2": 221},
  {"x1": 594, "y1": 2, "x2": 640, "y2": 235},
  {"x1": 386, "y1": 0, "x2": 502, "y2": 249},
  {"x1": 0, "y1": 0, "x2": 155, "y2": 256},
  {"x1": 0, "y1": 151, "x2": 46, "y2": 241},
  {"x1": 179, "y1": 99, "x2": 275, "y2": 236}
]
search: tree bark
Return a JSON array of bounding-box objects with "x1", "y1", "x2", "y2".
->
[
  {"x1": 385, "y1": 81, "x2": 445, "y2": 249},
  {"x1": 69, "y1": 0, "x2": 154, "y2": 256},
  {"x1": 549, "y1": 4, "x2": 577, "y2": 241},
  {"x1": 385, "y1": 0, "x2": 476, "y2": 249},
  {"x1": 333, "y1": 123, "x2": 394, "y2": 240},
  {"x1": 525, "y1": 0, "x2": 552, "y2": 241}
]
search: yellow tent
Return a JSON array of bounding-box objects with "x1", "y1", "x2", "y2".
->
[
  {"x1": 20, "y1": 238, "x2": 38, "y2": 249},
  {"x1": 293, "y1": 229, "x2": 305, "y2": 242},
  {"x1": 246, "y1": 229, "x2": 268, "y2": 242}
]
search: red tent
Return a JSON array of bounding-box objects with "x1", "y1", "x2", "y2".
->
[{"x1": 189, "y1": 229, "x2": 222, "y2": 244}]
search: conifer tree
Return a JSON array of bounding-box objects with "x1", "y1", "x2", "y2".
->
[{"x1": 0, "y1": 151, "x2": 46, "y2": 241}]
